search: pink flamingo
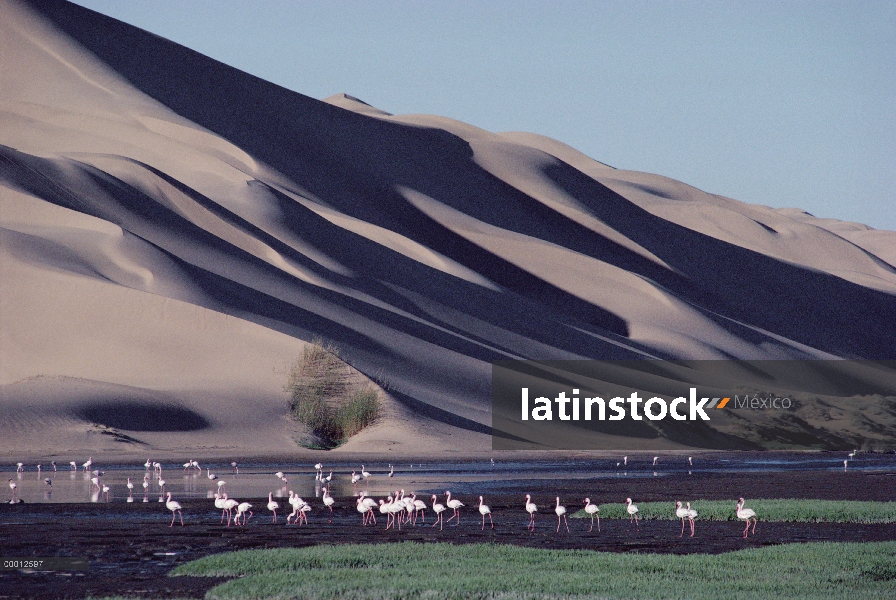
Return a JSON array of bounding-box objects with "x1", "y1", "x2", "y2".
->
[
  {"x1": 267, "y1": 493, "x2": 279, "y2": 523},
  {"x1": 431, "y1": 494, "x2": 447, "y2": 530},
  {"x1": 525, "y1": 494, "x2": 538, "y2": 531},
  {"x1": 445, "y1": 491, "x2": 464, "y2": 525},
  {"x1": 736, "y1": 498, "x2": 757, "y2": 538},
  {"x1": 479, "y1": 496, "x2": 493, "y2": 530},
  {"x1": 166, "y1": 492, "x2": 183, "y2": 527},
  {"x1": 555, "y1": 497, "x2": 569, "y2": 533},
  {"x1": 583, "y1": 498, "x2": 600, "y2": 532},
  {"x1": 625, "y1": 498, "x2": 640, "y2": 530}
]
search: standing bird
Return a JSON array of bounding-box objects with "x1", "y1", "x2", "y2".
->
[
  {"x1": 231, "y1": 461, "x2": 239, "y2": 474},
  {"x1": 16, "y1": 462, "x2": 23, "y2": 473},
  {"x1": 625, "y1": 498, "x2": 640, "y2": 530},
  {"x1": 652, "y1": 456, "x2": 659, "y2": 466},
  {"x1": 479, "y1": 496, "x2": 494, "y2": 530},
  {"x1": 675, "y1": 501, "x2": 692, "y2": 537},
  {"x1": 361, "y1": 465, "x2": 371, "y2": 479},
  {"x1": 206, "y1": 468, "x2": 218, "y2": 482},
  {"x1": 321, "y1": 487, "x2": 335, "y2": 523},
  {"x1": 555, "y1": 497, "x2": 569, "y2": 533},
  {"x1": 525, "y1": 494, "x2": 538, "y2": 531},
  {"x1": 217, "y1": 480, "x2": 226, "y2": 494},
  {"x1": 8, "y1": 479, "x2": 17, "y2": 503},
  {"x1": 102, "y1": 484, "x2": 110, "y2": 502},
  {"x1": 583, "y1": 498, "x2": 600, "y2": 532},
  {"x1": 735, "y1": 498, "x2": 758, "y2": 538},
  {"x1": 166, "y1": 492, "x2": 183, "y2": 526},
  {"x1": 431, "y1": 494, "x2": 447, "y2": 530},
  {"x1": 623, "y1": 456, "x2": 627, "y2": 466},
  {"x1": 222, "y1": 495, "x2": 239, "y2": 526},
  {"x1": 235, "y1": 502, "x2": 253, "y2": 526},
  {"x1": 411, "y1": 494, "x2": 427, "y2": 525},
  {"x1": 214, "y1": 492, "x2": 227, "y2": 522},
  {"x1": 388, "y1": 464, "x2": 394, "y2": 478},
  {"x1": 144, "y1": 459, "x2": 152, "y2": 470},
  {"x1": 445, "y1": 491, "x2": 464, "y2": 525},
  {"x1": 51, "y1": 461, "x2": 57, "y2": 472},
  {"x1": 351, "y1": 471, "x2": 362, "y2": 486},
  {"x1": 82, "y1": 456, "x2": 92, "y2": 472},
  {"x1": 267, "y1": 492, "x2": 280, "y2": 523},
  {"x1": 69, "y1": 461, "x2": 77, "y2": 471},
  {"x1": 688, "y1": 456, "x2": 693, "y2": 466}
]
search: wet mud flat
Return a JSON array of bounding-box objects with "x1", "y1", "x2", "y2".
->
[{"x1": 1, "y1": 470, "x2": 894, "y2": 599}]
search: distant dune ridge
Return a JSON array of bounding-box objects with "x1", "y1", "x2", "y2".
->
[{"x1": 2, "y1": 0, "x2": 895, "y2": 458}]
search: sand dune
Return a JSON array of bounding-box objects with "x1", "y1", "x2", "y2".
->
[{"x1": 1, "y1": 0, "x2": 894, "y2": 459}]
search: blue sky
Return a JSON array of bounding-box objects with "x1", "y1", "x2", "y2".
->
[{"x1": 70, "y1": 1, "x2": 895, "y2": 231}]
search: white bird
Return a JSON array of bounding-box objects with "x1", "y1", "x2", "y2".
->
[
  {"x1": 166, "y1": 492, "x2": 183, "y2": 527},
  {"x1": 91, "y1": 476, "x2": 100, "y2": 490},
  {"x1": 525, "y1": 494, "x2": 538, "y2": 531},
  {"x1": 222, "y1": 495, "x2": 239, "y2": 526},
  {"x1": 357, "y1": 493, "x2": 377, "y2": 525},
  {"x1": 843, "y1": 459, "x2": 848, "y2": 470},
  {"x1": 183, "y1": 461, "x2": 192, "y2": 472},
  {"x1": 445, "y1": 491, "x2": 464, "y2": 524},
  {"x1": 735, "y1": 498, "x2": 757, "y2": 538},
  {"x1": 144, "y1": 459, "x2": 152, "y2": 469},
  {"x1": 675, "y1": 501, "x2": 692, "y2": 537},
  {"x1": 16, "y1": 462, "x2": 24, "y2": 473},
  {"x1": 625, "y1": 498, "x2": 640, "y2": 530},
  {"x1": 848, "y1": 450, "x2": 856, "y2": 459},
  {"x1": 217, "y1": 480, "x2": 226, "y2": 493},
  {"x1": 126, "y1": 478, "x2": 134, "y2": 495},
  {"x1": 478, "y1": 496, "x2": 493, "y2": 530},
  {"x1": 322, "y1": 487, "x2": 335, "y2": 523},
  {"x1": 554, "y1": 497, "x2": 569, "y2": 533},
  {"x1": 411, "y1": 494, "x2": 427, "y2": 525},
  {"x1": 267, "y1": 492, "x2": 280, "y2": 523},
  {"x1": 8, "y1": 479, "x2": 17, "y2": 502},
  {"x1": 361, "y1": 465, "x2": 371, "y2": 479},
  {"x1": 69, "y1": 461, "x2": 77, "y2": 471},
  {"x1": 351, "y1": 471, "x2": 362, "y2": 485},
  {"x1": 314, "y1": 463, "x2": 323, "y2": 471},
  {"x1": 583, "y1": 498, "x2": 600, "y2": 532},
  {"x1": 142, "y1": 476, "x2": 149, "y2": 492},
  {"x1": 82, "y1": 457, "x2": 92, "y2": 471},
  {"x1": 158, "y1": 477, "x2": 166, "y2": 490},
  {"x1": 623, "y1": 456, "x2": 627, "y2": 466},
  {"x1": 235, "y1": 502, "x2": 252, "y2": 526},
  {"x1": 652, "y1": 456, "x2": 659, "y2": 466},
  {"x1": 431, "y1": 494, "x2": 447, "y2": 530},
  {"x1": 323, "y1": 471, "x2": 333, "y2": 484},
  {"x1": 101, "y1": 484, "x2": 110, "y2": 501},
  {"x1": 231, "y1": 461, "x2": 239, "y2": 474},
  {"x1": 214, "y1": 492, "x2": 227, "y2": 522},
  {"x1": 51, "y1": 461, "x2": 57, "y2": 472},
  {"x1": 275, "y1": 471, "x2": 287, "y2": 484},
  {"x1": 688, "y1": 456, "x2": 693, "y2": 466},
  {"x1": 191, "y1": 460, "x2": 201, "y2": 471},
  {"x1": 387, "y1": 464, "x2": 394, "y2": 478},
  {"x1": 206, "y1": 468, "x2": 217, "y2": 481}
]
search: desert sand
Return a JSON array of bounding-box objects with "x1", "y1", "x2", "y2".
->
[{"x1": 1, "y1": 0, "x2": 895, "y2": 462}]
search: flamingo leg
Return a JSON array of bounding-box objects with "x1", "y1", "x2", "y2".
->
[
  {"x1": 752, "y1": 518, "x2": 757, "y2": 534},
  {"x1": 596, "y1": 515, "x2": 600, "y2": 533},
  {"x1": 179, "y1": 510, "x2": 184, "y2": 526},
  {"x1": 690, "y1": 518, "x2": 695, "y2": 537},
  {"x1": 681, "y1": 518, "x2": 685, "y2": 537},
  {"x1": 489, "y1": 513, "x2": 494, "y2": 529}
]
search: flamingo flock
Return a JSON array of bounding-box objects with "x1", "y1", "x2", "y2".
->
[{"x1": 5, "y1": 458, "x2": 770, "y2": 540}]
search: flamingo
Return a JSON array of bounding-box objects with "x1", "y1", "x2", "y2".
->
[
  {"x1": 361, "y1": 465, "x2": 371, "y2": 479},
  {"x1": 555, "y1": 497, "x2": 569, "y2": 533},
  {"x1": 144, "y1": 459, "x2": 152, "y2": 469},
  {"x1": 206, "y1": 468, "x2": 218, "y2": 481},
  {"x1": 275, "y1": 471, "x2": 287, "y2": 484},
  {"x1": 216, "y1": 480, "x2": 226, "y2": 494},
  {"x1": 625, "y1": 498, "x2": 640, "y2": 530},
  {"x1": 223, "y1": 495, "x2": 239, "y2": 526},
  {"x1": 324, "y1": 471, "x2": 333, "y2": 484},
  {"x1": 848, "y1": 450, "x2": 856, "y2": 459},
  {"x1": 142, "y1": 475, "x2": 149, "y2": 493},
  {"x1": 267, "y1": 493, "x2": 279, "y2": 523},
  {"x1": 235, "y1": 502, "x2": 253, "y2": 526},
  {"x1": 479, "y1": 496, "x2": 494, "y2": 530},
  {"x1": 351, "y1": 471, "x2": 362, "y2": 486},
  {"x1": 686, "y1": 502, "x2": 697, "y2": 537},
  {"x1": 191, "y1": 460, "x2": 201, "y2": 472},
  {"x1": 431, "y1": 494, "x2": 447, "y2": 530},
  {"x1": 51, "y1": 461, "x2": 57, "y2": 472},
  {"x1": 214, "y1": 492, "x2": 227, "y2": 522},
  {"x1": 314, "y1": 463, "x2": 323, "y2": 471},
  {"x1": 183, "y1": 460, "x2": 192, "y2": 473},
  {"x1": 102, "y1": 484, "x2": 110, "y2": 501},
  {"x1": 675, "y1": 501, "x2": 691, "y2": 537},
  {"x1": 623, "y1": 456, "x2": 627, "y2": 466},
  {"x1": 91, "y1": 476, "x2": 100, "y2": 491},
  {"x1": 445, "y1": 491, "x2": 464, "y2": 524},
  {"x1": 388, "y1": 464, "x2": 394, "y2": 478},
  {"x1": 652, "y1": 456, "x2": 659, "y2": 466},
  {"x1": 525, "y1": 494, "x2": 538, "y2": 531},
  {"x1": 126, "y1": 478, "x2": 134, "y2": 497},
  {"x1": 8, "y1": 479, "x2": 17, "y2": 502},
  {"x1": 358, "y1": 494, "x2": 377, "y2": 525},
  {"x1": 16, "y1": 462, "x2": 23, "y2": 473},
  {"x1": 412, "y1": 494, "x2": 427, "y2": 525},
  {"x1": 82, "y1": 456, "x2": 92, "y2": 471},
  {"x1": 381, "y1": 496, "x2": 396, "y2": 530},
  {"x1": 322, "y1": 487, "x2": 335, "y2": 522},
  {"x1": 69, "y1": 461, "x2": 77, "y2": 471},
  {"x1": 166, "y1": 492, "x2": 183, "y2": 526},
  {"x1": 231, "y1": 461, "x2": 239, "y2": 474},
  {"x1": 736, "y1": 498, "x2": 757, "y2": 538},
  {"x1": 583, "y1": 498, "x2": 600, "y2": 532},
  {"x1": 158, "y1": 477, "x2": 166, "y2": 490},
  {"x1": 688, "y1": 456, "x2": 693, "y2": 466}
]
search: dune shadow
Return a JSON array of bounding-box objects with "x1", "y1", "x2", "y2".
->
[{"x1": 79, "y1": 401, "x2": 209, "y2": 432}]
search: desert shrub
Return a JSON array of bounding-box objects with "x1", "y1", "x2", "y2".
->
[{"x1": 285, "y1": 339, "x2": 379, "y2": 448}]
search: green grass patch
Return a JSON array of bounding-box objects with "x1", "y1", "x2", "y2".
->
[
  {"x1": 284, "y1": 339, "x2": 380, "y2": 448},
  {"x1": 171, "y1": 541, "x2": 896, "y2": 600},
  {"x1": 570, "y1": 499, "x2": 896, "y2": 524}
]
